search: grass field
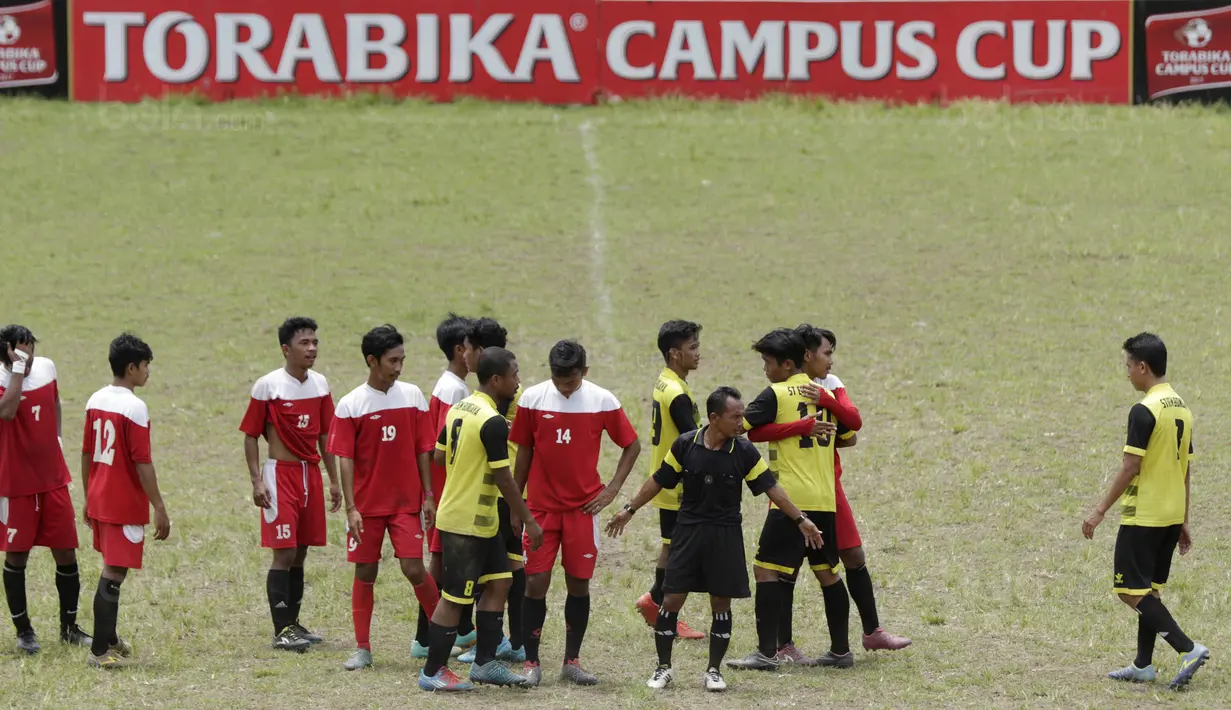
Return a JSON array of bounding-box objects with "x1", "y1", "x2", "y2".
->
[{"x1": 1, "y1": 96, "x2": 1230, "y2": 709}]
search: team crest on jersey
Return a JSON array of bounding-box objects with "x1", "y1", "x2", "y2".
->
[
  {"x1": 370, "y1": 414, "x2": 381, "y2": 420},
  {"x1": 543, "y1": 413, "x2": 555, "y2": 419},
  {"x1": 281, "y1": 401, "x2": 294, "y2": 407}
]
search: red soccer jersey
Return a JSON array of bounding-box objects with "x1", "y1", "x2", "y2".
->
[
  {"x1": 510, "y1": 380, "x2": 638, "y2": 512},
  {"x1": 239, "y1": 368, "x2": 334, "y2": 463},
  {"x1": 746, "y1": 375, "x2": 860, "y2": 480},
  {"x1": 0, "y1": 358, "x2": 72, "y2": 497},
  {"x1": 82, "y1": 385, "x2": 153, "y2": 525},
  {"x1": 426, "y1": 370, "x2": 469, "y2": 505},
  {"x1": 327, "y1": 381, "x2": 435, "y2": 516}
]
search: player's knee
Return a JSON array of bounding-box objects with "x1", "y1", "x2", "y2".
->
[
  {"x1": 564, "y1": 574, "x2": 589, "y2": 597},
  {"x1": 816, "y1": 568, "x2": 841, "y2": 587},
  {"x1": 485, "y1": 578, "x2": 512, "y2": 596},
  {"x1": 271, "y1": 548, "x2": 296, "y2": 569},
  {"x1": 525, "y1": 572, "x2": 551, "y2": 598},
  {"x1": 292, "y1": 546, "x2": 309, "y2": 566},
  {"x1": 50, "y1": 548, "x2": 77, "y2": 565},
  {"x1": 4, "y1": 551, "x2": 29, "y2": 567},
  {"x1": 753, "y1": 566, "x2": 779, "y2": 583},
  {"x1": 709, "y1": 596, "x2": 731, "y2": 614},
  {"x1": 1118, "y1": 593, "x2": 1143, "y2": 607},
  {"x1": 354, "y1": 563, "x2": 379, "y2": 583},
  {"x1": 399, "y1": 559, "x2": 426, "y2": 585},
  {"x1": 840, "y1": 546, "x2": 866, "y2": 569}
]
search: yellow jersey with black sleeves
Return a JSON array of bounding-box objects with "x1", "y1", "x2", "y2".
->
[
  {"x1": 1121, "y1": 383, "x2": 1192, "y2": 527},
  {"x1": 434, "y1": 391, "x2": 510, "y2": 538},
  {"x1": 743, "y1": 373, "x2": 846, "y2": 512},
  {"x1": 648, "y1": 369, "x2": 701, "y2": 511}
]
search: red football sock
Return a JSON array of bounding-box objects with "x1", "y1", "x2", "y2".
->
[
  {"x1": 353, "y1": 579, "x2": 375, "y2": 650},
  {"x1": 414, "y1": 575, "x2": 440, "y2": 621}
]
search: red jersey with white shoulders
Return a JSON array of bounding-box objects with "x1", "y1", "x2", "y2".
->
[
  {"x1": 427, "y1": 370, "x2": 470, "y2": 504},
  {"x1": 509, "y1": 379, "x2": 638, "y2": 512},
  {"x1": 82, "y1": 385, "x2": 153, "y2": 525},
  {"x1": 239, "y1": 368, "x2": 334, "y2": 463},
  {"x1": 0, "y1": 358, "x2": 71, "y2": 497},
  {"x1": 327, "y1": 381, "x2": 435, "y2": 516}
]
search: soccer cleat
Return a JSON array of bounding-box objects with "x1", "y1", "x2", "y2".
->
[
  {"x1": 863, "y1": 628, "x2": 912, "y2": 651},
  {"x1": 676, "y1": 620, "x2": 706, "y2": 640},
  {"x1": 497, "y1": 638, "x2": 526, "y2": 664},
  {"x1": 1107, "y1": 663, "x2": 1156, "y2": 683},
  {"x1": 109, "y1": 636, "x2": 133, "y2": 658},
  {"x1": 646, "y1": 664, "x2": 674, "y2": 689},
  {"x1": 775, "y1": 643, "x2": 811, "y2": 664},
  {"x1": 522, "y1": 661, "x2": 543, "y2": 688},
  {"x1": 272, "y1": 626, "x2": 312, "y2": 653},
  {"x1": 16, "y1": 630, "x2": 40, "y2": 655},
  {"x1": 418, "y1": 666, "x2": 475, "y2": 692},
  {"x1": 450, "y1": 630, "x2": 477, "y2": 657},
  {"x1": 726, "y1": 651, "x2": 780, "y2": 671},
  {"x1": 458, "y1": 646, "x2": 476, "y2": 664},
  {"x1": 807, "y1": 651, "x2": 855, "y2": 669},
  {"x1": 87, "y1": 650, "x2": 126, "y2": 670},
  {"x1": 291, "y1": 623, "x2": 323, "y2": 645},
  {"x1": 1169, "y1": 643, "x2": 1210, "y2": 690},
  {"x1": 560, "y1": 658, "x2": 599, "y2": 685},
  {"x1": 635, "y1": 593, "x2": 659, "y2": 627},
  {"x1": 343, "y1": 648, "x2": 373, "y2": 671},
  {"x1": 704, "y1": 667, "x2": 727, "y2": 692},
  {"x1": 60, "y1": 624, "x2": 93, "y2": 647},
  {"x1": 411, "y1": 639, "x2": 430, "y2": 659},
  {"x1": 469, "y1": 659, "x2": 530, "y2": 687}
]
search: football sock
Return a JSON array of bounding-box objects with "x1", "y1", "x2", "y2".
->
[
  {"x1": 564, "y1": 594, "x2": 590, "y2": 662},
  {"x1": 457, "y1": 602, "x2": 474, "y2": 637},
  {"x1": 709, "y1": 610, "x2": 733, "y2": 669},
  {"x1": 846, "y1": 565, "x2": 881, "y2": 635},
  {"x1": 3, "y1": 563, "x2": 31, "y2": 634},
  {"x1": 475, "y1": 610, "x2": 503, "y2": 666},
  {"x1": 821, "y1": 580, "x2": 852, "y2": 655},
  {"x1": 1136, "y1": 595, "x2": 1194, "y2": 654},
  {"x1": 267, "y1": 569, "x2": 292, "y2": 634},
  {"x1": 423, "y1": 622, "x2": 456, "y2": 677},
  {"x1": 523, "y1": 596, "x2": 547, "y2": 664},
  {"x1": 288, "y1": 566, "x2": 305, "y2": 625},
  {"x1": 650, "y1": 568, "x2": 666, "y2": 606},
  {"x1": 655, "y1": 609, "x2": 678, "y2": 667},
  {"x1": 777, "y1": 576, "x2": 796, "y2": 647},
  {"x1": 507, "y1": 569, "x2": 526, "y2": 649},
  {"x1": 413, "y1": 576, "x2": 440, "y2": 627},
  {"x1": 754, "y1": 581, "x2": 783, "y2": 658},
  {"x1": 1134, "y1": 613, "x2": 1156, "y2": 668},
  {"x1": 352, "y1": 579, "x2": 374, "y2": 651},
  {"x1": 55, "y1": 563, "x2": 80, "y2": 633},
  {"x1": 415, "y1": 608, "x2": 431, "y2": 647},
  {"x1": 89, "y1": 577, "x2": 121, "y2": 657}
]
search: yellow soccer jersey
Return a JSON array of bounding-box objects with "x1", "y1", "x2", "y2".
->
[
  {"x1": 743, "y1": 373, "x2": 846, "y2": 512},
  {"x1": 501, "y1": 385, "x2": 522, "y2": 463},
  {"x1": 648, "y1": 369, "x2": 701, "y2": 511},
  {"x1": 434, "y1": 392, "x2": 509, "y2": 538},
  {"x1": 1121, "y1": 383, "x2": 1193, "y2": 527}
]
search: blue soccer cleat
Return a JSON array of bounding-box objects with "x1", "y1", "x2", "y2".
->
[
  {"x1": 469, "y1": 659, "x2": 530, "y2": 687},
  {"x1": 1169, "y1": 643, "x2": 1210, "y2": 690},
  {"x1": 418, "y1": 666, "x2": 474, "y2": 692},
  {"x1": 1107, "y1": 663, "x2": 1156, "y2": 683}
]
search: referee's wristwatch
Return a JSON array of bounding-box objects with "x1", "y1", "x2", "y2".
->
[
  {"x1": 793, "y1": 513, "x2": 808, "y2": 526},
  {"x1": 623, "y1": 503, "x2": 637, "y2": 515}
]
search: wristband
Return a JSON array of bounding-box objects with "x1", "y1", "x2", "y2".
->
[
  {"x1": 10, "y1": 359, "x2": 26, "y2": 376},
  {"x1": 793, "y1": 514, "x2": 807, "y2": 525},
  {"x1": 623, "y1": 503, "x2": 636, "y2": 515}
]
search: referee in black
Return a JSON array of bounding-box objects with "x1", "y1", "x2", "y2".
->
[{"x1": 606, "y1": 386, "x2": 822, "y2": 692}]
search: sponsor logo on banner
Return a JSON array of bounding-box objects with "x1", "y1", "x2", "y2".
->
[
  {"x1": 0, "y1": 0, "x2": 57, "y2": 89},
  {"x1": 1146, "y1": 5, "x2": 1231, "y2": 99}
]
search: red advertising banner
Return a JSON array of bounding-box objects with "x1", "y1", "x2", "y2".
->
[
  {"x1": 70, "y1": 0, "x2": 1132, "y2": 104},
  {"x1": 0, "y1": 0, "x2": 58, "y2": 89},
  {"x1": 1145, "y1": 5, "x2": 1231, "y2": 99}
]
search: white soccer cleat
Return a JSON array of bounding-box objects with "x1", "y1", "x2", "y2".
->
[
  {"x1": 704, "y1": 667, "x2": 727, "y2": 692},
  {"x1": 646, "y1": 665, "x2": 674, "y2": 689}
]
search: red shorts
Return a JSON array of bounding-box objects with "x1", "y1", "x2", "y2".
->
[
  {"x1": 347, "y1": 512, "x2": 425, "y2": 564},
  {"x1": 835, "y1": 478, "x2": 862, "y2": 551},
  {"x1": 523, "y1": 509, "x2": 599, "y2": 579},
  {"x1": 428, "y1": 526, "x2": 442, "y2": 556},
  {"x1": 92, "y1": 520, "x2": 144, "y2": 569},
  {"x1": 260, "y1": 460, "x2": 327, "y2": 549},
  {"x1": 0, "y1": 486, "x2": 79, "y2": 553}
]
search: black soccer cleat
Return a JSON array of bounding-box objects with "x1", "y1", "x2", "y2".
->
[
  {"x1": 290, "y1": 623, "x2": 323, "y2": 645},
  {"x1": 16, "y1": 630, "x2": 40, "y2": 655},
  {"x1": 60, "y1": 624, "x2": 93, "y2": 647},
  {"x1": 273, "y1": 626, "x2": 312, "y2": 653},
  {"x1": 806, "y1": 651, "x2": 854, "y2": 669}
]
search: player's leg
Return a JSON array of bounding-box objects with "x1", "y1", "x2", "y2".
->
[
  {"x1": 413, "y1": 536, "x2": 444, "y2": 658},
  {"x1": 51, "y1": 548, "x2": 90, "y2": 646},
  {"x1": 2, "y1": 495, "x2": 38, "y2": 652},
  {"x1": 638, "y1": 510, "x2": 674, "y2": 626},
  {"x1": 420, "y1": 532, "x2": 481, "y2": 692},
  {"x1": 261, "y1": 462, "x2": 309, "y2": 651},
  {"x1": 289, "y1": 467, "x2": 327, "y2": 643},
  {"x1": 705, "y1": 596, "x2": 732, "y2": 691},
  {"x1": 836, "y1": 484, "x2": 911, "y2": 652},
  {"x1": 1125, "y1": 525, "x2": 1207, "y2": 689},
  {"x1": 42, "y1": 486, "x2": 88, "y2": 646},
  {"x1": 804, "y1": 513, "x2": 853, "y2": 668},
  {"x1": 558, "y1": 510, "x2": 599, "y2": 685},
  {"x1": 774, "y1": 572, "x2": 806, "y2": 662},
  {"x1": 521, "y1": 509, "x2": 561, "y2": 679},
  {"x1": 88, "y1": 564, "x2": 129, "y2": 668},
  {"x1": 648, "y1": 591, "x2": 687, "y2": 689},
  {"x1": 730, "y1": 510, "x2": 800, "y2": 670},
  {"x1": 345, "y1": 562, "x2": 378, "y2": 670},
  {"x1": 702, "y1": 524, "x2": 745, "y2": 690},
  {"x1": 499, "y1": 500, "x2": 527, "y2": 660},
  {"x1": 389, "y1": 513, "x2": 440, "y2": 650},
  {"x1": 1108, "y1": 524, "x2": 1163, "y2": 682},
  {"x1": 467, "y1": 536, "x2": 529, "y2": 688}
]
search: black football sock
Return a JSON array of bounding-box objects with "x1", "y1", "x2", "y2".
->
[
  {"x1": 777, "y1": 576, "x2": 796, "y2": 647},
  {"x1": 415, "y1": 607, "x2": 431, "y2": 647},
  {"x1": 655, "y1": 608, "x2": 678, "y2": 667},
  {"x1": 55, "y1": 563, "x2": 81, "y2": 633},
  {"x1": 475, "y1": 610, "x2": 504, "y2": 666},
  {"x1": 424, "y1": 622, "x2": 457, "y2": 677},
  {"x1": 89, "y1": 577, "x2": 121, "y2": 657},
  {"x1": 507, "y1": 569, "x2": 526, "y2": 650},
  {"x1": 288, "y1": 566, "x2": 305, "y2": 625},
  {"x1": 1134, "y1": 613, "x2": 1156, "y2": 668},
  {"x1": 650, "y1": 568, "x2": 666, "y2": 606},
  {"x1": 267, "y1": 569, "x2": 292, "y2": 634},
  {"x1": 1136, "y1": 595, "x2": 1194, "y2": 654},
  {"x1": 709, "y1": 610, "x2": 733, "y2": 669},
  {"x1": 821, "y1": 580, "x2": 851, "y2": 655},
  {"x1": 846, "y1": 565, "x2": 881, "y2": 635},
  {"x1": 564, "y1": 594, "x2": 590, "y2": 662},
  {"x1": 3, "y1": 563, "x2": 31, "y2": 635},
  {"x1": 754, "y1": 581, "x2": 783, "y2": 658},
  {"x1": 457, "y1": 601, "x2": 475, "y2": 637},
  {"x1": 523, "y1": 596, "x2": 547, "y2": 664}
]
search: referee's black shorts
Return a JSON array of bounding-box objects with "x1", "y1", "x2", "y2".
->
[
  {"x1": 754, "y1": 509, "x2": 839, "y2": 577},
  {"x1": 658, "y1": 508, "x2": 678, "y2": 545},
  {"x1": 1113, "y1": 524, "x2": 1182, "y2": 595},
  {"x1": 662, "y1": 522, "x2": 750, "y2": 599}
]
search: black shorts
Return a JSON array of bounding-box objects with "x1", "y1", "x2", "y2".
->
[
  {"x1": 663, "y1": 523, "x2": 750, "y2": 599},
  {"x1": 1114, "y1": 524, "x2": 1182, "y2": 595},
  {"x1": 438, "y1": 530, "x2": 512, "y2": 605},
  {"x1": 497, "y1": 499, "x2": 525, "y2": 562},
  {"x1": 659, "y1": 509, "x2": 678, "y2": 545},
  {"x1": 754, "y1": 509, "x2": 839, "y2": 577}
]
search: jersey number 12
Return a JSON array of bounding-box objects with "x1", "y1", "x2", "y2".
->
[{"x1": 92, "y1": 419, "x2": 117, "y2": 466}]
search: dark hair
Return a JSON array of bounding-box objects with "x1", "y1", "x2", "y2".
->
[
  {"x1": 477, "y1": 347, "x2": 517, "y2": 384},
  {"x1": 278, "y1": 317, "x2": 318, "y2": 347},
  {"x1": 549, "y1": 340, "x2": 587, "y2": 377},
  {"x1": 109, "y1": 333, "x2": 154, "y2": 377},
  {"x1": 794, "y1": 324, "x2": 836, "y2": 351},
  {"x1": 361, "y1": 324, "x2": 404, "y2": 364},
  {"x1": 706, "y1": 386, "x2": 742, "y2": 417},
  {"x1": 436, "y1": 312, "x2": 471, "y2": 361},
  {"x1": 752, "y1": 328, "x2": 807, "y2": 369},
  {"x1": 468, "y1": 317, "x2": 508, "y2": 350},
  {"x1": 1124, "y1": 332, "x2": 1167, "y2": 376},
  {"x1": 657, "y1": 320, "x2": 702, "y2": 363},
  {"x1": 0, "y1": 325, "x2": 36, "y2": 367}
]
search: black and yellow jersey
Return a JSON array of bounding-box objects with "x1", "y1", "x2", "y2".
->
[
  {"x1": 743, "y1": 373, "x2": 850, "y2": 512},
  {"x1": 1121, "y1": 383, "x2": 1193, "y2": 527},
  {"x1": 435, "y1": 391, "x2": 510, "y2": 538},
  {"x1": 501, "y1": 385, "x2": 522, "y2": 462},
  {"x1": 648, "y1": 368, "x2": 701, "y2": 511}
]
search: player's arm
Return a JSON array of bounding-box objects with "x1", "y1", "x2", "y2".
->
[
  {"x1": 80, "y1": 451, "x2": 92, "y2": 522},
  {"x1": 482, "y1": 417, "x2": 542, "y2": 551},
  {"x1": 433, "y1": 424, "x2": 448, "y2": 468},
  {"x1": 136, "y1": 462, "x2": 171, "y2": 541},
  {"x1": 582, "y1": 407, "x2": 642, "y2": 515},
  {"x1": 606, "y1": 443, "x2": 681, "y2": 537},
  {"x1": 836, "y1": 432, "x2": 858, "y2": 448},
  {"x1": 509, "y1": 406, "x2": 534, "y2": 494},
  {"x1": 318, "y1": 426, "x2": 341, "y2": 514},
  {"x1": 338, "y1": 455, "x2": 362, "y2": 543},
  {"x1": 243, "y1": 435, "x2": 269, "y2": 508},
  {"x1": 667, "y1": 394, "x2": 698, "y2": 435},
  {"x1": 239, "y1": 389, "x2": 271, "y2": 508},
  {"x1": 55, "y1": 392, "x2": 62, "y2": 440},
  {"x1": 417, "y1": 450, "x2": 435, "y2": 530},
  {"x1": 0, "y1": 350, "x2": 27, "y2": 420},
  {"x1": 1083, "y1": 404, "x2": 1151, "y2": 539}
]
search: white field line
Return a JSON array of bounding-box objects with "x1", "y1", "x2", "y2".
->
[{"x1": 579, "y1": 119, "x2": 615, "y2": 348}]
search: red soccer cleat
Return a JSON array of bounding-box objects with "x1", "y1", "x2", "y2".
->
[
  {"x1": 635, "y1": 592, "x2": 659, "y2": 627},
  {"x1": 862, "y1": 628, "x2": 912, "y2": 651},
  {"x1": 775, "y1": 643, "x2": 811, "y2": 664},
  {"x1": 675, "y1": 620, "x2": 706, "y2": 640}
]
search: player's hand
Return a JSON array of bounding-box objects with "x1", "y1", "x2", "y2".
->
[
  {"x1": 347, "y1": 508, "x2": 364, "y2": 545},
  {"x1": 7, "y1": 343, "x2": 31, "y2": 374},
  {"x1": 1179, "y1": 524, "x2": 1193, "y2": 555},
  {"x1": 800, "y1": 518, "x2": 823, "y2": 549},
  {"x1": 1082, "y1": 508, "x2": 1105, "y2": 539},
  {"x1": 524, "y1": 520, "x2": 544, "y2": 552},
  {"x1": 605, "y1": 510, "x2": 632, "y2": 538},
  {"x1": 329, "y1": 482, "x2": 343, "y2": 513},
  {"x1": 81, "y1": 503, "x2": 90, "y2": 524},
  {"x1": 808, "y1": 415, "x2": 837, "y2": 438},
  {"x1": 420, "y1": 498, "x2": 436, "y2": 532},
  {"x1": 581, "y1": 485, "x2": 618, "y2": 516},
  {"x1": 153, "y1": 506, "x2": 171, "y2": 541},
  {"x1": 251, "y1": 480, "x2": 272, "y2": 509},
  {"x1": 799, "y1": 382, "x2": 821, "y2": 404}
]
